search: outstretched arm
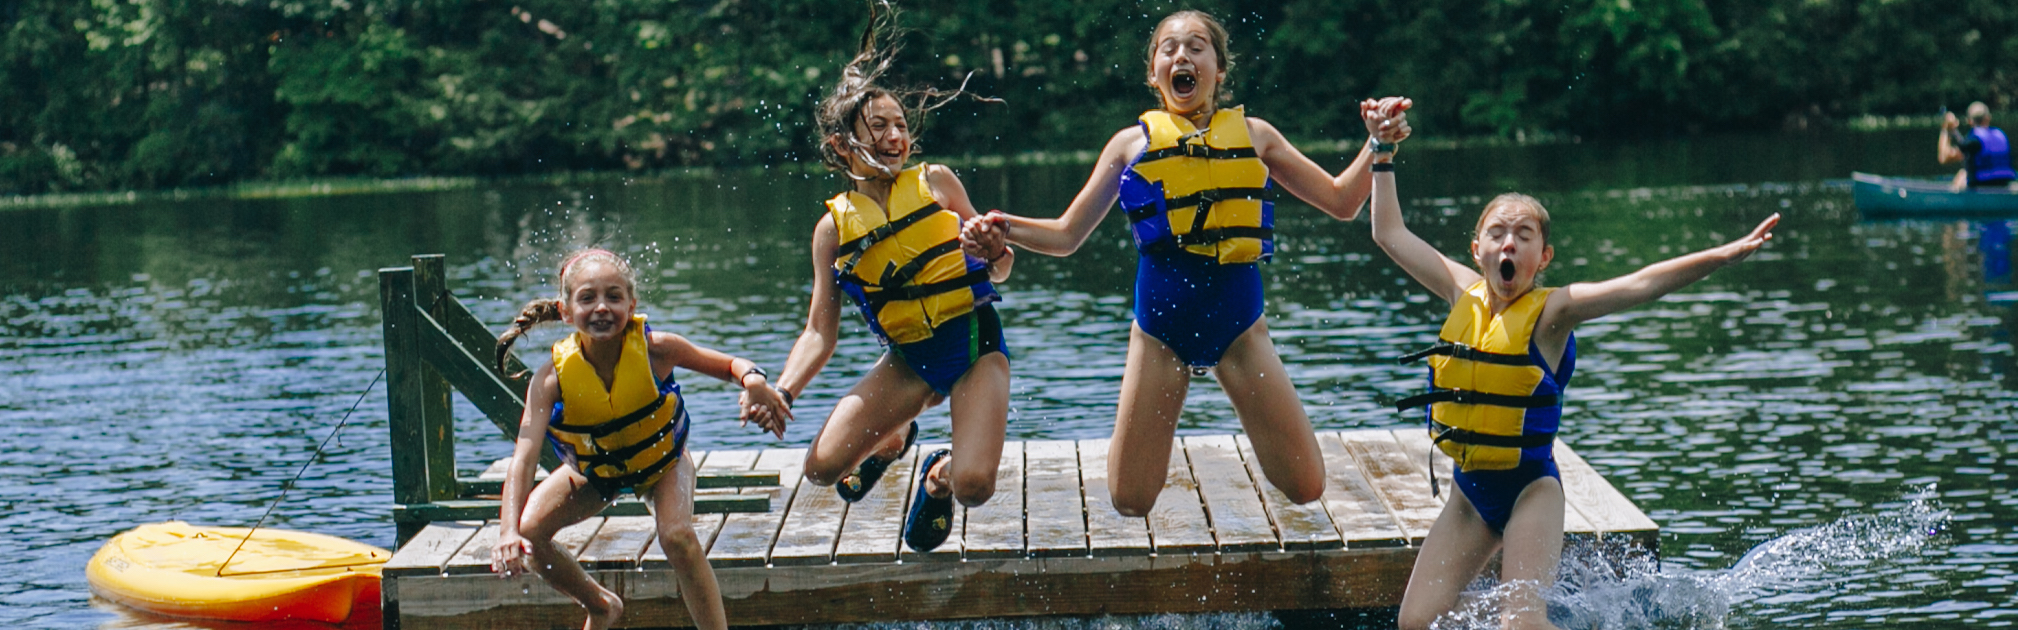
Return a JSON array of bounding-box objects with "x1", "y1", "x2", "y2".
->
[
  {"x1": 1541, "y1": 214, "x2": 1780, "y2": 335},
  {"x1": 652, "y1": 332, "x2": 788, "y2": 438},
  {"x1": 1252, "y1": 96, "x2": 1413, "y2": 221},
  {"x1": 987, "y1": 127, "x2": 1141, "y2": 256},
  {"x1": 1367, "y1": 104, "x2": 1476, "y2": 304}
]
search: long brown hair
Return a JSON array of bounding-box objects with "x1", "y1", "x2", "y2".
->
[
  {"x1": 813, "y1": 0, "x2": 995, "y2": 180},
  {"x1": 493, "y1": 249, "x2": 637, "y2": 377}
]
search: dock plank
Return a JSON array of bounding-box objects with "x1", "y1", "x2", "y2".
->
[
  {"x1": 833, "y1": 444, "x2": 919, "y2": 564},
  {"x1": 1146, "y1": 441, "x2": 1217, "y2": 554},
  {"x1": 1077, "y1": 439, "x2": 1151, "y2": 557},
  {"x1": 1024, "y1": 440, "x2": 1088, "y2": 558},
  {"x1": 1553, "y1": 441, "x2": 1659, "y2": 537},
  {"x1": 384, "y1": 520, "x2": 482, "y2": 577},
  {"x1": 1338, "y1": 430, "x2": 1442, "y2": 543},
  {"x1": 1314, "y1": 433, "x2": 1408, "y2": 549},
  {"x1": 1385, "y1": 426, "x2": 1452, "y2": 501},
  {"x1": 1234, "y1": 435, "x2": 1343, "y2": 551},
  {"x1": 551, "y1": 517, "x2": 605, "y2": 559},
  {"x1": 708, "y1": 448, "x2": 805, "y2": 567},
  {"x1": 440, "y1": 521, "x2": 501, "y2": 576},
  {"x1": 576, "y1": 516, "x2": 656, "y2": 570},
  {"x1": 388, "y1": 434, "x2": 1662, "y2": 629},
  {"x1": 959, "y1": 441, "x2": 1023, "y2": 560},
  {"x1": 1183, "y1": 435, "x2": 1279, "y2": 553},
  {"x1": 898, "y1": 442, "x2": 966, "y2": 563},
  {"x1": 765, "y1": 445, "x2": 849, "y2": 566}
]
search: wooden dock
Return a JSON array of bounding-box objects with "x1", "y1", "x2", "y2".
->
[{"x1": 380, "y1": 429, "x2": 1657, "y2": 629}]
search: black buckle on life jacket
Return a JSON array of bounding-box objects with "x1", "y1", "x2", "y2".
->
[
  {"x1": 1169, "y1": 226, "x2": 1274, "y2": 248},
  {"x1": 1393, "y1": 388, "x2": 1558, "y2": 411},
  {"x1": 551, "y1": 392, "x2": 667, "y2": 438},
  {"x1": 576, "y1": 396, "x2": 688, "y2": 468},
  {"x1": 861, "y1": 268, "x2": 991, "y2": 307},
  {"x1": 584, "y1": 409, "x2": 690, "y2": 496},
  {"x1": 1396, "y1": 341, "x2": 1537, "y2": 367},
  {"x1": 1429, "y1": 421, "x2": 1556, "y2": 449},
  {"x1": 1422, "y1": 421, "x2": 1555, "y2": 498}
]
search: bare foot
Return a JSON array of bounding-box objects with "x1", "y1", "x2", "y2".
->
[{"x1": 583, "y1": 589, "x2": 624, "y2": 630}]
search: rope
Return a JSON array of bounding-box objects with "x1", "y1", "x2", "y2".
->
[{"x1": 217, "y1": 368, "x2": 386, "y2": 577}]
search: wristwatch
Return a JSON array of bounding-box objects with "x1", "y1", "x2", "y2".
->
[
  {"x1": 739, "y1": 364, "x2": 769, "y2": 383},
  {"x1": 1368, "y1": 137, "x2": 1398, "y2": 154}
]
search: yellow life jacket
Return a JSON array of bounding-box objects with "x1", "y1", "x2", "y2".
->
[
  {"x1": 828, "y1": 164, "x2": 998, "y2": 346},
  {"x1": 1395, "y1": 281, "x2": 1568, "y2": 473},
  {"x1": 547, "y1": 314, "x2": 687, "y2": 492},
  {"x1": 1117, "y1": 106, "x2": 1276, "y2": 264}
]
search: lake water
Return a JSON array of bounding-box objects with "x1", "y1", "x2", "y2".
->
[{"x1": 4, "y1": 128, "x2": 2014, "y2": 629}]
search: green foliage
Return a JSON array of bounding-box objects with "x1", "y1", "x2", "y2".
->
[{"x1": 1, "y1": 0, "x2": 2013, "y2": 194}]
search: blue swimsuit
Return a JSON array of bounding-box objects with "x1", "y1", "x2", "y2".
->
[
  {"x1": 891, "y1": 304, "x2": 1008, "y2": 396},
  {"x1": 1134, "y1": 252, "x2": 1264, "y2": 368}
]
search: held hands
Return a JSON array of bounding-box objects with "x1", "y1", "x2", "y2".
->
[
  {"x1": 1361, "y1": 97, "x2": 1414, "y2": 146},
  {"x1": 492, "y1": 532, "x2": 534, "y2": 578},
  {"x1": 738, "y1": 374, "x2": 791, "y2": 439},
  {"x1": 960, "y1": 211, "x2": 1010, "y2": 262},
  {"x1": 1720, "y1": 213, "x2": 1781, "y2": 265}
]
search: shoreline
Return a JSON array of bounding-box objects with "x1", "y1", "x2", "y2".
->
[{"x1": 0, "y1": 120, "x2": 1948, "y2": 211}]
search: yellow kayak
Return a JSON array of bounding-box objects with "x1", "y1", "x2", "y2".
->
[{"x1": 86, "y1": 521, "x2": 388, "y2": 623}]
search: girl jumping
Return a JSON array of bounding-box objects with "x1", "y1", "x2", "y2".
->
[
  {"x1": 1364, "y1": 117, "x2": 1779, "y2": 629},
  {"x1": 969, "y1": 10, "x2": 1412, "y2": 515},
  {"x1": 771, "y1": 4, "x2": 1015, "y2": 553},
  {"x1": 489, "y1": 249, "x2": 788, "y2": 630}
]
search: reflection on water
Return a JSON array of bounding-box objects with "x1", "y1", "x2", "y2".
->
[{"x1": 2, "y1": 128, "x2": 2016, "y2": 629}]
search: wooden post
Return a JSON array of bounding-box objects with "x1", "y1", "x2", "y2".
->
[
  {"x1": 410, "y1": 255, "x2": 460, "y2": 505},
  {"x1": 380, "y1": 267, "x2": 429, "y2": 544}
]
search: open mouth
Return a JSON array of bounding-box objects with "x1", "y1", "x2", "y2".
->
[
  {"x1": 1499, "y1": 260, "x2": 1516, "y2": 283},
  {"x1": 1171, "y1": 70, "x2": 1197, "y2": 98}
]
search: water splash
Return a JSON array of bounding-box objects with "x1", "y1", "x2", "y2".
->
[{"x1": 1434, "y1": 490, "x2": 1949, "y2": 630}]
